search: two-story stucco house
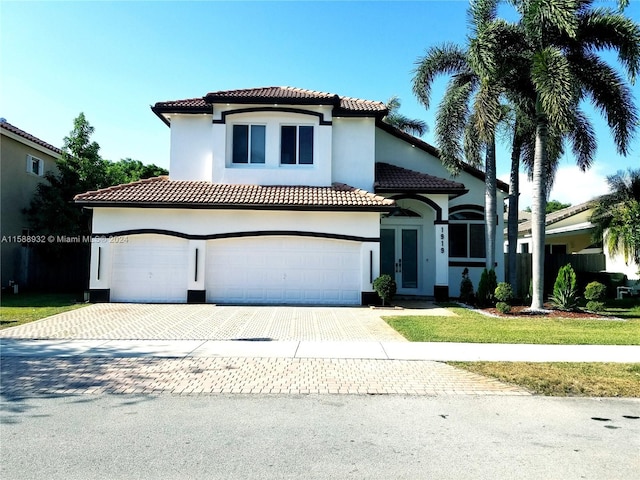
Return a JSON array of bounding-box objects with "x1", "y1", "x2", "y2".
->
[
  {"x1": 1, "y1": 120, "x2": 61, "y2": 290},
  {"x1": 75, "y1": 87, "x2": 507, "y2": 305}
]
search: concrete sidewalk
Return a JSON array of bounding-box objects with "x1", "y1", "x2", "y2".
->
[{"x1": 2, "y1": 338, "x2": 638, "y2": 362}]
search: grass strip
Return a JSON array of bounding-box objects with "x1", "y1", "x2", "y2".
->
[
  {"x1": 384, "y1": 307, "x2": 640, "y2": 345},
  {"x1": 0, "y1": 293, "x2": 86, "y2": 330},
  {"x1": 450, "y1": 362, "x2": 640, "y2": 397}
]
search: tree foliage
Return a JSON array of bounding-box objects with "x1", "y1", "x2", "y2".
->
[
  {"x1": 500, "y1": 0, "x2": 640, "y2": 310},
  {"x1": 590, "y1": 168, "x2": 640, "y2": 266},
  {"x1": 26, "y1": 113, "x2": 168, "y2": 247},
  {"x1": 373, "y1": 274, "x2": 397, "y2": 306},
  {"x1": 525, "y1": 200, "x2": 571, "y2": 214}
]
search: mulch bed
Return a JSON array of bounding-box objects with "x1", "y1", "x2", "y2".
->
[{"x1": 481, "y1": 304, "x2": 608, "y2": 319}]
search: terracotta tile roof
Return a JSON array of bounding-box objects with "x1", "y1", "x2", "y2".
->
[
  {"x1": 0, "y1": 120, "x2": 62, "y2": 155},
  {"x1": 374, "y1": 162, "x2": 467, "y2": 195},
  {"x1": 517, "y1": 200, "x2": 596, "y2": 234},
  {"x1": 74, "y1": 177, "x2": 395, "y2": 211},
  {"x1": 152, "y1": 86, "x2": 387, "y2": 124}
]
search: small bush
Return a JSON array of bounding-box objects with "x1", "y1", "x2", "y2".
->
[
  {"x1": 459, "y1": 268, "x2": 474, "y2": 304},
  {"x1": 494, "y1": 282, "x2": 513, "y2": 304},
  {"x1": 373, "y1": 274, "x2": 396, "y2": 306},
  {"x1": 584, "y1": 281, "x2": 607, "y2": 301},
  {"x1": 549, "y1": 264, "x2": 579, "y2": 311},
  {"x1": 476, "y1": 268, "x2": 497, "y2": 307},
  {"x1": 496, "y1": 301, "x2": 511, "y2": 314},
  {"x1": 585, "y1": 300, "x2": 605, "y2": 313}
]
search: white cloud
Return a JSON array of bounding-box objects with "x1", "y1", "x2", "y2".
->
[{"x1": 499, "y1": 165, "x2": 610, "y2": 211}]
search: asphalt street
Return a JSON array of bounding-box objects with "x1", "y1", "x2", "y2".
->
[{"x1": 1, "y1": 394, "x2": 638, "y2": 480}]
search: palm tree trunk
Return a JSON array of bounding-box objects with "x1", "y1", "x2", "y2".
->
[
  {"x1": 485, "y1": 140, "x2": 497, "y2": 271},
  {"x1": 530, "y1": 112, "x2": 548, "y2": 311},
  {"x1": 507, "y1": 128, "x2": 522, "y2": 294}
]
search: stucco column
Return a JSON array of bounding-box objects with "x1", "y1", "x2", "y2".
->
[
  {"x1": 89, "y1": 237, "x2": 111, "y2": 302},
  {"x1": 187, "y1": 240, "x2": 206, "y2": 303},
  {"x1": 434, "y1": 222, "x2": 449, "y2": 300}
]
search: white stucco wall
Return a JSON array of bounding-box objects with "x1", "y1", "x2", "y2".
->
[
  {"x1": 89, "y1": 208, "x2": 381, "y2": 294},
  {"x1": 332, "y1": 117, "x2": 376, "y2": 190},
  {"x1": 375, "y1": 127, "x2": 506, "y2": 296},
  {"x1": 211, "y1": 108, "x2": 333, "y2": 186},
  {"x1": 169, "y1": 115, "x2": 213, "y2": 181}
]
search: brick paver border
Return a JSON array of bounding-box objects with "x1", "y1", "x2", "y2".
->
[{"x1": 0, "y1": 356, "x2": 528, "y2": 397}]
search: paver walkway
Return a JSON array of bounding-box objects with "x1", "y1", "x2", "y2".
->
[{"x1": 0, "y1": 356, "x2": 528, "y2": 396}]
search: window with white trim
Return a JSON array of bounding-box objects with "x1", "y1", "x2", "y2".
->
[
  {"x1": 232, "y1": 124, "x2": 266, "y2": 164},
  {"x1": 26, "y1": 154, "x2": 44, "y2": 176},
  {"x1": 449, "y1": 210, "x2": 486, "y2": 259},
  {"x1": 280, "y1": 125, "x2": 313, "y2": 165}
]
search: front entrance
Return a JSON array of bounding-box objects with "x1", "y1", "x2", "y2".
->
[{"x1": 380, "y1": 227, "x2": 420, "y2": 295}]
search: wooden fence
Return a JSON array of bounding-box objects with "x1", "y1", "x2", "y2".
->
[{"x1": 505, "y1": 253, "x2": 606, "y2": 299}]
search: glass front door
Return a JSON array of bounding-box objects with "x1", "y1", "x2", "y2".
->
[{"x1": 380, "y1": 227, "x2": 419, "y2": 293}]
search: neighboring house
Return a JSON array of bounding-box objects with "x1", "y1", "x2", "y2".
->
[
  {"x1": 513, "y1": 200, "x2": 639, "y2": 280},
  {"x1": 75, "y1": 86, "x2": 508, "y2": 305},
  {"x1": 0, "y1": 119, "x2": 62, "y2": 290}
]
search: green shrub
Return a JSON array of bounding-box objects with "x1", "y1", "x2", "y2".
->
[
  {"x1": 373, "y1": 274, "x2": 396, "y2": 306},
  {"x1": 496, "y1": 301, "x2": 511, "y2": 314},
  {"x1": 584, "y1": 281, "x2": 607, "y2": 301},
  {"x1": 459, "y1": 268, "x2": 474, "y2": 304},
  {"x1": 585, "y1": 300, "x2": 605, "y2": 313},
  {"x1": 476, "y1": 268, "x2": 497, "y2": 307},
  {"x1": 549, "y1": 264, "x2": 579, "y2": 311},
  {"x1": 494, "y1": 282, "x2": 513, "y2": 304}
]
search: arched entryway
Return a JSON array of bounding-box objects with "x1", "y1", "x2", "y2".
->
[{"x1": 380, "y1": 197, "x2": 437, "y2": 296}]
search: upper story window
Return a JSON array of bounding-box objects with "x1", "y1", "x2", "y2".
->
[
  {"x1": 232, "y1": 124, "x2": 265, "y2": 164},
  {"x1": 449, "y1": 210, "x2": 486, "y2": 259},
  {"x1": 281, "y1": 125, "x2": 313, "y2": 165},
  {"x1": 26, "y1": 154, "x2": 44, "y2": 176}
]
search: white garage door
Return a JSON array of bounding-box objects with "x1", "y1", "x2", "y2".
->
[
  {"x1": 110, "y1": 235, "x2": 189, "y2": 303},
  {"x1": 205, "y1": 236, "x2": 361, "y2": 305}
]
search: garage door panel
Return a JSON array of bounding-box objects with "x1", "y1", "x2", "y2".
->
[
  {"x1": 206, "y1": 236, "x2": 361, "y2": 305},
  {"x1": 111, "y1": 236, "x2": 188, "y2": 303}
]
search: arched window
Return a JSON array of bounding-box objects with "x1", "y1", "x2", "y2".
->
[{"x1": 449, "y1": 208, "x2": 486, "y2": 259}]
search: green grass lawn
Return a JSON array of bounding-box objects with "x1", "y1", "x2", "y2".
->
[
  {"x1": 0, "y1": 292, "x2": 87, "y2": 330},
  {"x1": 384, "y1": 304, "x2": 640, "y2": 345},
  {"x1": 450, "y1": 362, "x2": 640, "y2": 397},
  {"x1": 384, "y1": 300, "x2": 640, "y2": 397}
]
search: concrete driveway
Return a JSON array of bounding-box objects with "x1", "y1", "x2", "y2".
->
[{"x1": 0, "y1": 302, "x2": 452, "y2": 341}]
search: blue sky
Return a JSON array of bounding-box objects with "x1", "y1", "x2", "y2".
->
[{"x1": 1, "y1": 0, "x2": 638, "y2": 208}]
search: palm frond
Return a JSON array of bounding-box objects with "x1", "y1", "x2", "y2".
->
[
  {"x1": 576, "y1": 7, "x2": 640, "y2": 83},
  {"x1": 567, "y1": 108, "x2": 597, "y2": 171},
  {"x1": 531, "y1": 46, "x2": 579, "y2": 132},
  {"x1": 413, "y1": 43, "x2": 470, "y2": 108},
  {"x1": 385, "y1": 114, "x2": 429, "y2": 136},
  {"x1": 435, "y1": 75, "x2": 476, "y2": 173}
]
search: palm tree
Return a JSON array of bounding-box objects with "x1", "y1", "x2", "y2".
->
[
  {"x1": 382, "y1": 96, "x2": 428, "y2": 136},
  {"x1": 590, "y1": 168, "x2": 640, "y2": 266},
  {"x1": 509, "y1": 0, "x2": 640, "y2": 311},
  {"x1": 413, "y1": 0, "x2": 507, "y2": 271}
]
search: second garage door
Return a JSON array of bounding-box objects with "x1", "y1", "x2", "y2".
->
[{"x1": 205, "y1": 236, "x2": 361, "y2": 305}]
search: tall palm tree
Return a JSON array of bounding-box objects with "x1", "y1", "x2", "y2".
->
[
  {"x1": 382, "y1": 96, "x2": 428, "y2": 136},
  {"x1": 413, "y1": 0, "x2": 506, "y2": 271},
  {"x1": 510, "y1": 0, "x2": 640, "y2": 311},
  {"x1": 590, "y1": 168, "x2": 640, "y2": 266}
]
